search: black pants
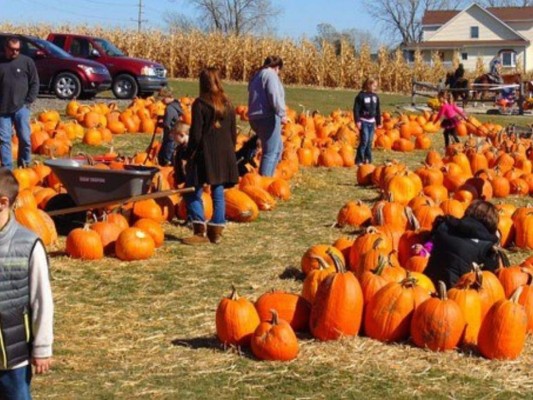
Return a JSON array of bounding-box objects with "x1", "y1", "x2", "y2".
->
[{"x1": 443, "y1": 128, "x2": 460, "y2": 147}]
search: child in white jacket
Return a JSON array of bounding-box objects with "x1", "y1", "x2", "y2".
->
[{"x1": 0, "y1": 168, "x2": 53, "y2": 399}]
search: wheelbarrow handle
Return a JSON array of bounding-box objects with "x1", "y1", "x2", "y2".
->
[{"x1": 47, "y1": 187, "x2": 195, "y2": 217}]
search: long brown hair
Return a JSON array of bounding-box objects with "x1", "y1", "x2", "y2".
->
[{"x1": 199, "y1": 67, "x2": 230, "y2": 120}]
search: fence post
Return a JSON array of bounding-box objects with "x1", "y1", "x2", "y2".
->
[{"x1": 519, "y1": 78, "x2": 525, "y2": 115}]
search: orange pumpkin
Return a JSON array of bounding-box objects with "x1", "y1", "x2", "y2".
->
[{"x1": 115, "y1": 227, "x2": 155, "y2": 261}]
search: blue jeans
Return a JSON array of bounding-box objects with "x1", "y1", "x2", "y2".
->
[
  {"x1": 186, "y1": 184, "x2": 225, "y2": 225},
  {"x1": 0, "y1": 365, "x2": 32, "y2": 400},
  {"x1": 157, "y1": 130, "x2": 175, "y2": 166},
  {"x1": 356, "y1": 121, "x2": 375, "y2": 164},
  {"x1": 0, "y1": 106, "x2": 32, "y2": 170},
  {"x1": 250, "y1": 116, "x2": 282, "y2": 177}
]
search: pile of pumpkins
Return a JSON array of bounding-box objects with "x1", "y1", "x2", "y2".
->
[
  {"x1": 214, "y1": 121, "x2": 533, "y2": 362},
  {"x1": 216, "y1": 250, "x2": 533, "y2": 362}
]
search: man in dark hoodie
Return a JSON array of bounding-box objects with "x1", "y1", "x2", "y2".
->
[
  {"x1": 156, "y1": 88, "x2": 184, "y2": 166},
  {"x1": 0, "y1": 37, "x2": 39, "y2": 170},
  {"x1": 424, "y1": 200, "x2": 500, "y2": 289}
]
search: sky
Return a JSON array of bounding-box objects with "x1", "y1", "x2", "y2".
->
[{"x1": 0, "y1": 0, "x2": 377, "y2": 40}]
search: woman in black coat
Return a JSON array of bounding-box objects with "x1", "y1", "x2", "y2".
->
[
  {"x1": 181, "y1": 67, "x2": 238, "y2": 245},
  {"x1": 424, "y1": 200, "x2": 500, "y2": 289}
]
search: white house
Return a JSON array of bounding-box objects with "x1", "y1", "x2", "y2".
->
[{"x1": 403, "y1": 3, "x2": 533, "y2": 72}]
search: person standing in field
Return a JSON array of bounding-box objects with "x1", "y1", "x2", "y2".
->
[
  {"x1": 353, "y1": 77, "x2": 381, "y2": 165},
  {"x1": 435, "y1": 91, "x2": 466, "y2": 148},
  {"x1": 0, "y1": 37, "x2": 39, "y2": 170},
  {"x1": 0, "y1": 168, "x2": 54, "y2": 399},
  {"x1": 156, "y1": 88, "x2": 184, "y2": 167},
  {"x1": 247, "y1": 56, "x2": 287, "y2": 177},
  {"x1": 182, "y1": 67, "x2": 238, "y2": 245}
]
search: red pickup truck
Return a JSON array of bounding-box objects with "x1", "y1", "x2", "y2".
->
[{"x1": 47, "y1": 33, "x2": 168, "y2": 99}]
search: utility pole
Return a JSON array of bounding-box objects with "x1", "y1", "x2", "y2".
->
[{"x1": 133, "y1": 0, "x2": 148, "y2": 32}]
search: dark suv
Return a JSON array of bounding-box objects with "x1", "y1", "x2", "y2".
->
[
  {"x1": 48, "y1": 33, "x2": 168, "y2": 99},
  {"x1": 0, "y1": 34, "x2": 111, "y2": 99}
]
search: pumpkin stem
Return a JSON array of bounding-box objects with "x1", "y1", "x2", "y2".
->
[
  {"x1": 510, "y1": 286, "x2": 523, "y2": 303},
  {"x1": 405, "y1": 206, "x2": 420, "y2": 231},
  {"x1": 310, "y1": 255, "x2": 329, "y2": 271},
  {"x1": 472, "y1": 263, "x2": 484, "y2": 289},
  {"x1": 401, "y1": 271, "x2": 417, "y2": 288},
  {"x1": 269, "y1": 309, "x2": 279, "y2": 325},
  {"x1": 372, "y1": 254, "x2": 388, "y2": 276},
  {"x1": 372, "y1": 237, "x2": 384, "y2": 250},
  {"x1": 437, "y1": 281, "x2": 447, "y2": 300},
  {"x1": 229, "y1": 285, "x2": 239, "y2": 301},
  {"x1": 326, "y1": 248, "x2": 346, "y2": 273}
]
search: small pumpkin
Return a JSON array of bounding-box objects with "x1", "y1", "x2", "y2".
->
[
  {"x1": 216, "y1": 286, "x2": 260, "y2": 347},
  {"x1": 115, "y1": 227, "x2": 155, "y2": 261},
  {"x1": 250, "y1": 310, "x2": 299, "y2": 361},
  {"x1": 66, "y1": 223, "x2": 104, "y2": 260}
]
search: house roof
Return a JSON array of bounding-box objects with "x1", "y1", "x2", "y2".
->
[
  {"x1": 404, "y1": 39, "x2": 529, "y2": 50},
  {"x1": 422, "y1": 7, "x2": 533, "y2": 26}
]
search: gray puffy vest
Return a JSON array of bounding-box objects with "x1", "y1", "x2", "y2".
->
[{"x1": 0, "y1": 216, "x2": 39, "y2": 369}]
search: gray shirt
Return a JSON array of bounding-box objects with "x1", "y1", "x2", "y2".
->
[{"x1": 247, "y1": 68, "x2": 286, "y2": 120}]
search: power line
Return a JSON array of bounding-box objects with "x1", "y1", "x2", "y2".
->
[{"x1": 131, "y1": 0, "x2": 148, "y2": 32}]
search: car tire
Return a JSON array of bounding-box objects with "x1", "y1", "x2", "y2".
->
[
  {"x1": 53, "y1": 72, "x2": 82, "y2": 100},
  {"x1": 112, "y1": 74, "x2": 138, "y2": 99}
]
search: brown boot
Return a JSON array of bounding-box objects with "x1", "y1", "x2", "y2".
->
[
  {"x1": 181, "y1": 222, "x2": 209, "y2": 245},
  {"x1": 207, "y1": 223, "x2": 225, "y2": 244}
]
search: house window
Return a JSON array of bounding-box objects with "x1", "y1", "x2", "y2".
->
[
  {"x1": 500, "y1": 50, "x2": 517, "y2": 67},
  {"x1": 404, "y1": 50, "x2": 415, "y2": 62},
  {"x1": 461, "y1": 52, "x2": 468, "y2": 60},
  {"x1": 470, "y1": 26, "x2": 479, "y2": 39}
]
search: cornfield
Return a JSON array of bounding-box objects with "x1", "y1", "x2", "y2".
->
[{"x1": 3, "y1": 23, "x2": 530, "y2": 93}]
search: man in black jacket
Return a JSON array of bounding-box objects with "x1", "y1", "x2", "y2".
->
[{"x1": 0, "y1": 37, "x2": 39, "y2": 170}]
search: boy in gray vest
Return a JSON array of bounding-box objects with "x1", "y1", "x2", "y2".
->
[{"x1": 0, "y1": 168, "x2": 53, "y2": 400}]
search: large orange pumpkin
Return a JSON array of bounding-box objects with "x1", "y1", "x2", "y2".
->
[
  {"x1": 309, "y1": 251, "x2": 364, "y2": 341},
  {"x1": 216, "y1": 286, "x2": 260, "y2": 347},
  {"x1": 411, "y1": 281, "x2": 465, "y2": 351}
]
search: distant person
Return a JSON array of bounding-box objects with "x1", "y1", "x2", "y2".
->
[
  {"x1": 0, "y1": 168, "x2": 54, "y2": 399},
  {"x1": 156, "y1": 88, "x2": 184, "y2": 167},
  {"x1": 182, "y1": 67, "x2": 238, "y2": 245},
  {"x1": 248, "y1": 56, "x2": 287, "y2": 177},
  {"x1": 0, "y1": 37, "x2": 39, "y2": 169},
  {"x1": 424, "y1": 200, "x2": 500, "y2": 289},
  {"x1": 489, "y1": 57, "x2": 503, "y2": 84},
  {"x1": 454, "y1": 63, "x2": 465, "y2": 82},
  {"x1": 353, "y1": 77, "x2": 381, "y2": 165},
  {"x1": 435, "y1": 91, "x2": 466, "y2": 148},
  {"x1": 170, "y1": 121, "x2": 190, "y2": 186}
]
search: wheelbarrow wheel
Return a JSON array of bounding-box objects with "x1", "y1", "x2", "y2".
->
[{"x1": 44, "y1": 194, "x2": 87, "y2": 236}]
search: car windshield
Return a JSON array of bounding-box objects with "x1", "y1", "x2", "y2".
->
[
  {"x1": 34, "y1": 38, "x2": 72, "y2": 58},
  {"x1": 94, "y1": 38, "x2": 124, "y2": 57}
]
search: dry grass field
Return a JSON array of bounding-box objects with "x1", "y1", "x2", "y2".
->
[{"x1": 30, "y1": 80, "x2": 533, "y2": 399}]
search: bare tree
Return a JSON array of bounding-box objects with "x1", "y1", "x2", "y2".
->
[
  {"x1": 314, "y1": 23, "x2": 379, "y2": 55},
  {"x1": 364, "y1": 0, "x2": 465, "y2": 45},
  {"x1": 182, "y1": 0, "x2": 280, "y2": 35},
  {"x1": 164, "y1": 12, "x2": 199, "y2": 33}
]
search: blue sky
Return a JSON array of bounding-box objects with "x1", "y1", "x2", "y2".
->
[{"x1": 1, "y1": 0, "x2": 376, "y2": 40}]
